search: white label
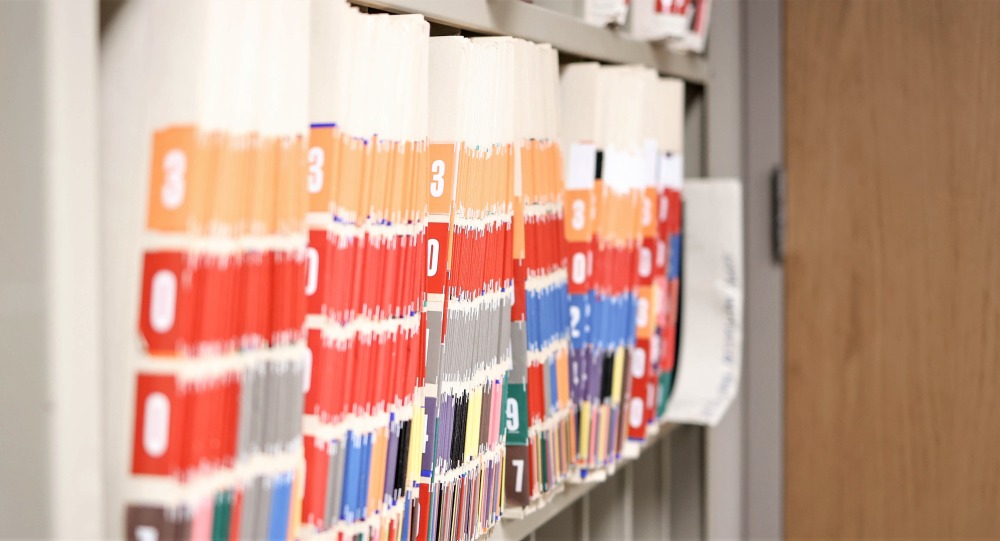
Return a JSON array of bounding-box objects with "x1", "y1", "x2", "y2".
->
[
  {"x1": 641, "y1": 195, "x2": 654, "y2": 228},
  {"x1": 512, "y1": 459, "x2": 526, "y2": 492},
  {"x1": 636, "y1": 297, "x2": 650, "y2": 329},
  {"x1": 423, "y1": 411, "x2": 431, "y2": 454},
  {"x1": 659, "y1": 153, "x2": 684, "y2": 190},
  {"x1": 643, "y1": 139, "x2": 659, "y2": 188},
  {"x1": 135, "y1": 525, "x2": 159, "y2": 541},
  {"x1": 631, "y1": 347, "x2": 647, "y2": 378},
  {"x1": 149, "y1": 270, "x2": 177, "y2": 334},
  {"x1": 430, "y1": 159, "x2": 446, "y2": 198},
  {"x1": 571, "y1": 252, "x2": 587, "y2": 285},
  {"x1": 566, "y1": 143, "x2": 597, "y2": 190},
  {"x1": 570, "y1": 198, "x2": 586, "y2": 231},
  {"x1": 305, "y1": 247, "x2": 319, "y2": 296},
  {"x1": 142, "y1": 392, "x2": 171, "y2": 458},
  {"x1": 569, "y1": 305, "x2": 582, "y2": 339},
  {"x1": 161, "y1": 149, "x2": 186, "y2": 210},
  {"x1": 506, "y1": 397, "x2": 520, "y2": 432},
  {"x1": 427, "y1": 239, "x2": 440, "y2": 277},
  {"x1": 638, "y1": 246, "x2": 652, "y2": 278},
  {"x1": 303, "y1": 348, "x2": 313, "y2": 393},
  {"x1": 628, "y1": 397, "x2": 645, "y2": 428},
  {"x1": 307, "y1": 146, "x2": 325, "y2": 194}
]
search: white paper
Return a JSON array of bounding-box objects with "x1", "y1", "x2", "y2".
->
[
  {"x1": 625, "y1": 0, "x2": 690, "y2": 41},
  {"x1": 663, "y1": 178, "x2": 743, "y2": 426},
  {"x1": 565, "y1": 143, "x2": 597, "y2": 190},
  {"x1": 667, "y1": 0, "x2": 712, "y2": 54}
]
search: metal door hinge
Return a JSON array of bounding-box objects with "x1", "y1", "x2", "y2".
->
[{"x1": 771, "y1": 165, "x2": 786, "y2": 264}]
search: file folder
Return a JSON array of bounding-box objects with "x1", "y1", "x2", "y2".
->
[
  {"x1": 129, "y1": 3, "x2": 309, "y2": 541},
  {"x1": 301, "y1": 3, "x2": 429, "y2": 539}
]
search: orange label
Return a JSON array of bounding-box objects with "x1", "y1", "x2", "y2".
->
[
  {"x1": 357, "y1": 139, "x2": 376, "y2": 225},
  {"x1": 556, "y1": 347, "x2": 571, "y2": 408},
  {"x1": 513, "y1": 194, "x2": 525, "y2": 260},
  {"x1": 591, "y1": 180, "x2": 604, "y2": 240},
  {"x1": 367, "y1": 139, "x2": 392, "y2": 222},
  {"x1": 146, "y1": 125, "x2": 205, "y2": 232},
  {"x1": 275, "y1": 135, "x2": 308, "y2": 234},
  {"x1": 387, "y1": 141, "x2": 406, "y2": 223},
  {"x1": 547, "y1": 143, "x2": 564, "y2": 203},
  {"x1": 250, "y1": 138, "x2": 278, "y2": 234},
  {"x1": 428, "y1": 143, "x2": 456, "y2": 216},
  {"x1": 520, "y1": 140, "x2": 536, "y2": 201},
  {"x1": 209, "y1": 134, "x2": 249, "y2": 236},
  {"x1": 641, "y1": 187, "x2": 658, "y2": 238},
  {"x1": 337, "y1": 136, "x2": 364, "y2": 223},
  {"x1": 307, "y1": 126, "x2": 338, "y2": 214},
  {"x1": 241, "y1": 134, "x2": 261, "y2": 235},
  {"x1": 413, "y1": 142, "x2": 429, "y2": 222},
  {"x1": 563, "y1": 189, "x2": 593, "y2": 243},
  {"x1": 635, "y1": 285, "x2": 654, "y2": 340}
]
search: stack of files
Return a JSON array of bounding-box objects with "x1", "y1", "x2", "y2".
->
[
  {"x1": 620, "y1": 75, "x2": 687, "y2": 450},
  {"x1": 559, "y1": 63, "x2": 657, "y2": 479},
  {"x1": 417, "y1": 36, "x2": 515, "y2": 541},
  {"x1": 647, "y1": 79, "x2": 686, "y2": 424},
  {"x1": 503, "y1": 40, "x2": 575, "y2": 515},
  {"x1": 300, "y1": 3, "x2": 429, "y2": 540},
  {"x1": 129, "y1": 1, "x2": 311, "y2": 540}
]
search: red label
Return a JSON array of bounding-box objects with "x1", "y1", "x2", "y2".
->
[
  {"x1": 305, "y1": 328, "x2": 332, "y2": 421},
  {"x1": 626, "y1": 342, "x2": 652, "y2": 442},
  {"x1": 565, "y1": 242, "x2": 590, "y2": 296},
  {"x1": 302, "y1": 436, "x2": 329, "y2": 529},
  {"x1": 131, "y1": 373, "x2": 185, "y2": 476},
  {"x1": 305, "y1": 229, "x2": 330, "y2": 314},
  {"x1": 139, "y1": 251, "x2": 196, "y2": 356},
  {"x1": 426, "y1": 221, "x2": 450, "y2": 295},
  {"x1": 511, "y1": 261, "x2": 527, "y2": 322},
  {"x1": 416, "y1": 483, "x2": 431, "y2": 541}
]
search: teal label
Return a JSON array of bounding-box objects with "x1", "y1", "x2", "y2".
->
[{"x1": 504, "y1": 382, "x2": 529, "y2": 445}]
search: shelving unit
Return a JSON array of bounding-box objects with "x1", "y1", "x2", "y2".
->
[
  {"x1": 358, "y1": 6, "x2": 739, "y2": 540},
  {"x1": 332, "y1": 4, "x2": 726, "y2": 539},
  {"x1": 1, "y1": 0, "x2": 780, "y2": 539},
  {"x1": 351, "y1": 0, "x2": 711, "y2": 83}
]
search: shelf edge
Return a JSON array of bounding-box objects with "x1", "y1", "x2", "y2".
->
[{"x1": 349, "y1": 0, "x2": 710, "y2": 83}]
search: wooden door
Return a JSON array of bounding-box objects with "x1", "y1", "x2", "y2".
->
[{"x1": 784, "y1": 0, "x2": 1000, "y2": 537}]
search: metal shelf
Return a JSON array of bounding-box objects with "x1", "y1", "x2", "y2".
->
[
  {"x1": 350, "y1": 0, "x2": 711, "y2": 83},
  {"x1": 90, "y1": 1, "x2": 737, "y2": 539},
  {"x1": 491, "y1": 423, "x2": 679, "y2": 541}
]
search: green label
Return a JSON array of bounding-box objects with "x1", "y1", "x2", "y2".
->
[
  {"x1": 656, "y1": 372, "x2": 674, "y2": 418},
  {"x1": 504, "y1": 382, "x2": 529, "y2": 445}
]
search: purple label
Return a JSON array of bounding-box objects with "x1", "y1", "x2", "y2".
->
[{"x1": 421, "y1": 396, "x2": 437, "y2": 473}]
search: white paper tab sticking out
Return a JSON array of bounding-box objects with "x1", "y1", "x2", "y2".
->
[
  {"x1": 565, "y1": 143, "x2": 597, "y2": 190},
  {"x1": 659, "y1": 153, "x2": 684, "y2": 190},
  {"x1": 664, "y1": 178, "x2": 743, "y2": 426}
]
